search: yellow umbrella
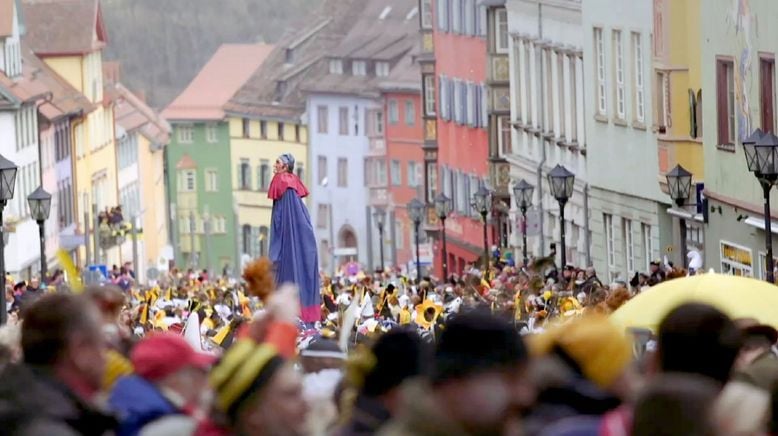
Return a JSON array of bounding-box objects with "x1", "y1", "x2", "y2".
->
[{"x1": 611, "y1": 273, "x2": 778, "y2": 331}]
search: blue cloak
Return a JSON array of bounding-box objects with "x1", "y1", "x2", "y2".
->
[{"x1": 270, "y1": 188, "x2": 321, "y2": 322}]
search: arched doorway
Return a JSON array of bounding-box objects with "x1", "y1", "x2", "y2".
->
[{"x1": 337, "y1": 225, "x2": 358, "y2": 265}]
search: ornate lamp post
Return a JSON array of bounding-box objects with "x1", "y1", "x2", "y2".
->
[
  {"x1": 472, "y1": 186, "x2": 492, "y2": 275},
  {"x1": 665, "y1": 164, "x2": 693, "y2": 269},
  {"x1": 434, "y1": 192, "x2": 452, "y2": 279},
  {"x1": 743, "y1": 128, "x2": 778, "y2": 282},
  {"x1": 513, "y1": 179, "x2": 534, "y2": 267},
  {"x1": 372, "y1": 208, "x2": 386, "y2": 272},
  {"x1": 547, "y1": 165, "x2": 575, "y2": 271},
  {"x1": 27, "y1": 187, "x2": 52, "y2": 280},
  {"x1": 408, "y1": 198, "x2": 425, "y2": 283},
  {"x1": 0, "y1": 155, "x2": 17, "y2": 325}
]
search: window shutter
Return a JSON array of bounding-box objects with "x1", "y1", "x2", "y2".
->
[
  {"x1": 449, "y1": 80, "x2": 456, "y2": 122},
  {"x1": 474, "y1": 85, "x2": 481, "y2": 127},
  {"x1": 439, "y1": 76, "x2": 447, "y2": 120},
  {"x1": 481, "y1": 84, "x2": 489, "y2": 128},
  {"x1": 716, "y1": 62, "x2": 728, "y2": 144},
  {"x1": 688, "y1": 88, "x2": 697, "y2": 138},
  {"x1": 236, "y1": 164, "x2": 242, "y2": 188}
]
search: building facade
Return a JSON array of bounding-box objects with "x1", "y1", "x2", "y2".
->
[
  {"x1": 505, "y1": 0, "x2": 589, "y2": 268},
  {"x1": 583, "y1": 0, "x2": 670, "y2": 281},
  {"x1": 701, "y1": 0, "x2": 778, "y2": 279}
]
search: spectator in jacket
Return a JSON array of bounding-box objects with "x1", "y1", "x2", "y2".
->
[{"x1": 109, "y1": 333, "x2": 215, "y2": 436}]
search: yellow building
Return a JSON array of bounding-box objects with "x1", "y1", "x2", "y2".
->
[
  {"x1": 227, "y1": 117, "x2": 308, "y2": 256},
  {"x1": 655, "y1": 0, "x2": 704, "y2": 179},
  {"x1": 23, "y1": 0, "x2": 121, "y2": 266}
]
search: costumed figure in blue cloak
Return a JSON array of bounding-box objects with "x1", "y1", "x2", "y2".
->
[{"x1": 268, "y1": 153, "x2": 321, "y2": 323}]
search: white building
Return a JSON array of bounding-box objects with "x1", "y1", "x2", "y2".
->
[
  {"x1": 506, "y1": 0, "x2": 589, "y2": 266},
  {"x1": 582, "y1": 0, "x2": 669, "y2": 281}
]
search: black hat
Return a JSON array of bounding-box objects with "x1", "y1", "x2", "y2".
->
[
  {"x1": 13, "y1": 281, "x2": 25, "y2": 290},
  {"x1": 650, "y1": 260, "x2": 661, "y2": 266},
  {"x1": 742, "y1": 324, "x2": 778, "y2": 345},
  {"x1": 433, "y1": 309, "x2": 527, "y2": 384},
  {"x1": 362, "y1": 329, "x2": 430, "y2": 397},
  {"x1": 300, "y1": 338, "x2": 346, "y2": 360}
]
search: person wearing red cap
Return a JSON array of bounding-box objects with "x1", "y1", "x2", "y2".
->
[{"x1": 109, "y1": 333, "x2": 216, "y2": 436}]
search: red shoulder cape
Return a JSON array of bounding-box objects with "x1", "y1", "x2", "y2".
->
[{"x1": 267, "y1": 172, "x2": 309, "y2": 200}]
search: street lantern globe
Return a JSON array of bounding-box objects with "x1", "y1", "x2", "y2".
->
[
  {"x1": 513, "y1": 179, "x2": 534, "y2": 209},
  {"x1": 665, "y1": 164, "x2": 693, "y2": 208},
  {"x1": 408, "y1": 198, "x2": 425, "y2": 224},
  {"x1": 372, "y1": 208, "x2": 386, "y2": 229},
  {"x1": 753, "y1": 131, "x2": 778, "y2": 180},
  {"x1": 0, "y1": 154, "x2": 17, "y2": 202},
  {"x1": 472, "y1": 185, "x2": 492, "y2": 215},
  {"x1": 743, "y1": 128, "x2": 765, "y2": 173},
  {"x1": 434, "y1": 192, "x2": 452, "y2": 219},
  {"x1": 547, "y1": 164, "x2": 575, "y2": 203},
  {"x1": 27, "y1": 187, "x2": 52, "y2": 222}
]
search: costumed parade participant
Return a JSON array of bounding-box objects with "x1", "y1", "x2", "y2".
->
[{"x1": 268, "y1": 153, "x2": 321, "y2": 323}]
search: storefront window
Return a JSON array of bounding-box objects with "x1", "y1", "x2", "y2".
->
[{"x1": 720, "y1": 241, "x2": 753, "y2": 277}]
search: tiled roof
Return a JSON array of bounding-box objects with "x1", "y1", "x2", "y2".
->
[
  {"x1": 378, "y1": 42, "x2": 421, "y2": 93},
  {"x1": 0, "y1": 0, "x2": 14, "y2": 37},
  {"x1": 224, "y1": 0, "x2": 365, "y2": 120},
  {"x1": 108, "y1": 82, "x2": 170, "y2": 146},
  {"x1": 0, "y1": 43, "x2": 94, "y2": 119},
  {"x1": 21, "y1": 0, "x2": 107, "y2": 55},
  {"x1": 162, "y1": 43, "x2": 273, "y2": 122},
  {"x1": 301, "y1": 0, "x2": 419, "y2": 96}
]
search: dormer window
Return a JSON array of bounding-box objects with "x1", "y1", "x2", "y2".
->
[
  {"x1": 352, "y1": 60, "x2": 367, "y2": 76},
  {"x1": 274, "y1": 80, "x2": 287, "y2": 102},
  {"x1": 376, "y1": 61, "x2": 390, "y2": 77},
  {"x1": 285, "y1": 48, "x2": 294, "y2": 64},
  {"x1": 329, "y1": 59, "x2": 343, "y2": 74}
]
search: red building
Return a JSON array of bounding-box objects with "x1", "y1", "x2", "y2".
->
[
  {"x1": 418, "y1": 0, "x2": 491, "y2": 277},
  {"x1": 379, "y1": 53, "x2": 425, "y2": 270}
]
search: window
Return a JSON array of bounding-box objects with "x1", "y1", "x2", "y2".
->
[
  {"x1": 374, "y1": 110, "x2": 385, "y2": 135},
  {"x1": 464, "y1": 0, "x2": 475, "y2": 35},
  {"x1": 242, "y1": 118, "x2": 250, "y2": 138},
  {"x1": 339, "y1": 107, "x2": 349, "y2": 135},
  {"x1": 337, "y1": 158, "x2": 348, "y2": 187},
  {"x1": 437, "y1": 0, "x2": 449, "y2": 31},
  {"x1": 426, "y1": 162, "x2": 437, "y2": 202},
  {"x1": 495, "y1": 8, "x2": 508, "y2": 53},
  {"x1": 277, "y1": 122, "x2": 285, "y2": 141},
  {"x1": 388, "y1": 100, "x2": 399, "y2": 124},
  {"x1": 404, "y1": 100, "x2": 416, "y2": 126},
  {"x1": 407, "y1": 161, "x2": 418, "y2": 187},
  {"x1": 329, "y1": 59, "x2": 343, "y2": 74},
  {"x1": 317, "y1": 105, "x2": 329, "y2": 134},
  {"x1": 182, "y1": 170, "x2": 196, "y2": 192},
  {"x1": 452, "y1": 0, "x2": 461, "y2": 33},
  {"x1": 421, "y1": 0, "x2": 433, "y2": 29},
  {"x1": 613, "y1": 30, "x2": 626, "y2": 120},
  {"x1": 260, "y1": 121, "x2": 267, "y2": 139},
  {"x1": 498, "y1": 116, "x2": 512, "y2": 155},
  {"x1": 317, "y1": 204, "x2": 329, "y2": 229},
  {"x1": 632, "y1": 33, "x2": 645, "y2": 123},
  {"x1": 642, "y1": 224, "x2": 653, "y2": 271},
  {"x1": 238, "y1": 159, "x2": 251, "y2": 190},
  {"x1": 395, "y1": 221, "x2": 404, "y2": 249},
  {"x1": 259, "y1": 160, "x2": 270, "y2": 191},
  {"x1": 317, "y1": 156, "x2": 327, "y2": 185},
  {"x1": 205, "y1": 123, "x2": 218, "y2": 143},
  {"x1": 391, "y1": 160, "x2": 401, "y2": 186},
  {"x1": 656, "y1": 71, "x2": 670, "y2": 133},
  {"x1": 761, "y1": 57, "x2": 775, "y2": 133},
  {"x1": 296, "y1": 163, "x2": 304, "y2": 182},
  {"x1": 623, "y1": 219, "x2": 634, "y2": 273},
  {"x1": 352, "y1": 60, "x2": 367, "y2": 76},
  {"x1": 604, "y1": 214, "x2": 615, "y2": 269},
  {"x1": 177, "y1": 125, "x2": 193, "y2": 143},
  {"x1": 242, "y1": 225, "x2": 252, "y2": 255},
  {"x1": 295, "y1": 124, "x2": 301, "y2": 142},
  {"x1": 375, "y1": 159, "x2": 387, "y2": 186},
  {"x1": 594, "y1": 28, "x2": 606, "y2": 116},
  {"x1": 720, "y1": 241, "x2": 753, "y2": 277},
  {"x1": 439, "y1": 76, "x2": 449, "y2": 120},
  {"x1": 376, "y1": 62, "x2": 390, "y2": 77},
  {"x1": 717, "y1": 59, "x2": 735, "y2": 146},
  {"x1": 424, "y1": 75, "x2": 436, "y2": 116},
  {"x1": 205, "y1": 169, "x2": 218, "y2": 192}
]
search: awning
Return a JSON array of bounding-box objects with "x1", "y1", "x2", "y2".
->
[
  {"x1": 743, "y1": 216, "x2": 778, "y2": 235},
  {"x1": 666, "y1": 207, "x2": 704, "y2": 223}
]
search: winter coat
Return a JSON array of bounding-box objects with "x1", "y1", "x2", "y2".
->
[
  {"x1": 109, "y1": 375, "x2": 194, "y2": 436},
  {"x1": 0, "y1": 363, "x2": 117, "y2": 436}
]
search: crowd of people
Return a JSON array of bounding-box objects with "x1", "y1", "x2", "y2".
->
[{"x1": 0, "y1": 249, "x2": 773, "y2": 435}]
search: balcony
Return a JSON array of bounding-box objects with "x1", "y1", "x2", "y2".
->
[{"x1": 97, "y1": 206, "x2": 138, "y2": 250}]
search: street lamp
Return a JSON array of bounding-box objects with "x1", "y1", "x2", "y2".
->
[
  {"x1": 434, "y1": 192, "x2": 452, "y2": 279},
  {"x1": 548, "y1": 165, "x2": 575, "y2": 272},
  {"x1": 27, "y1": 187, "x2": 52, "y2": 280},
  {"x1": 472, "y1": 185, "x2": 492, "y2": 275},
  {"x1": 0, "y1": 155, "x2": 17, "y2": 325},
  {"x1": 372, "y1": 208, "x2": 386, "y2": 273},
  {"x1": 743, "y1": 129, "x2": 778, "y2": 282},
  {"x1": 666, "y1": 164, "x2": 693, "y2": 269},
  {"x1": 408, "y1": 198, "x2": 425, "y2": 283},
  {"x1": 513, "y1": 179, "x2": 534, "y2": 267}
]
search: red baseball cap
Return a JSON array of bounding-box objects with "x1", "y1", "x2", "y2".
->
[{"x1": 131, "y1": 332, "x2": 216, "y2": 381}]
